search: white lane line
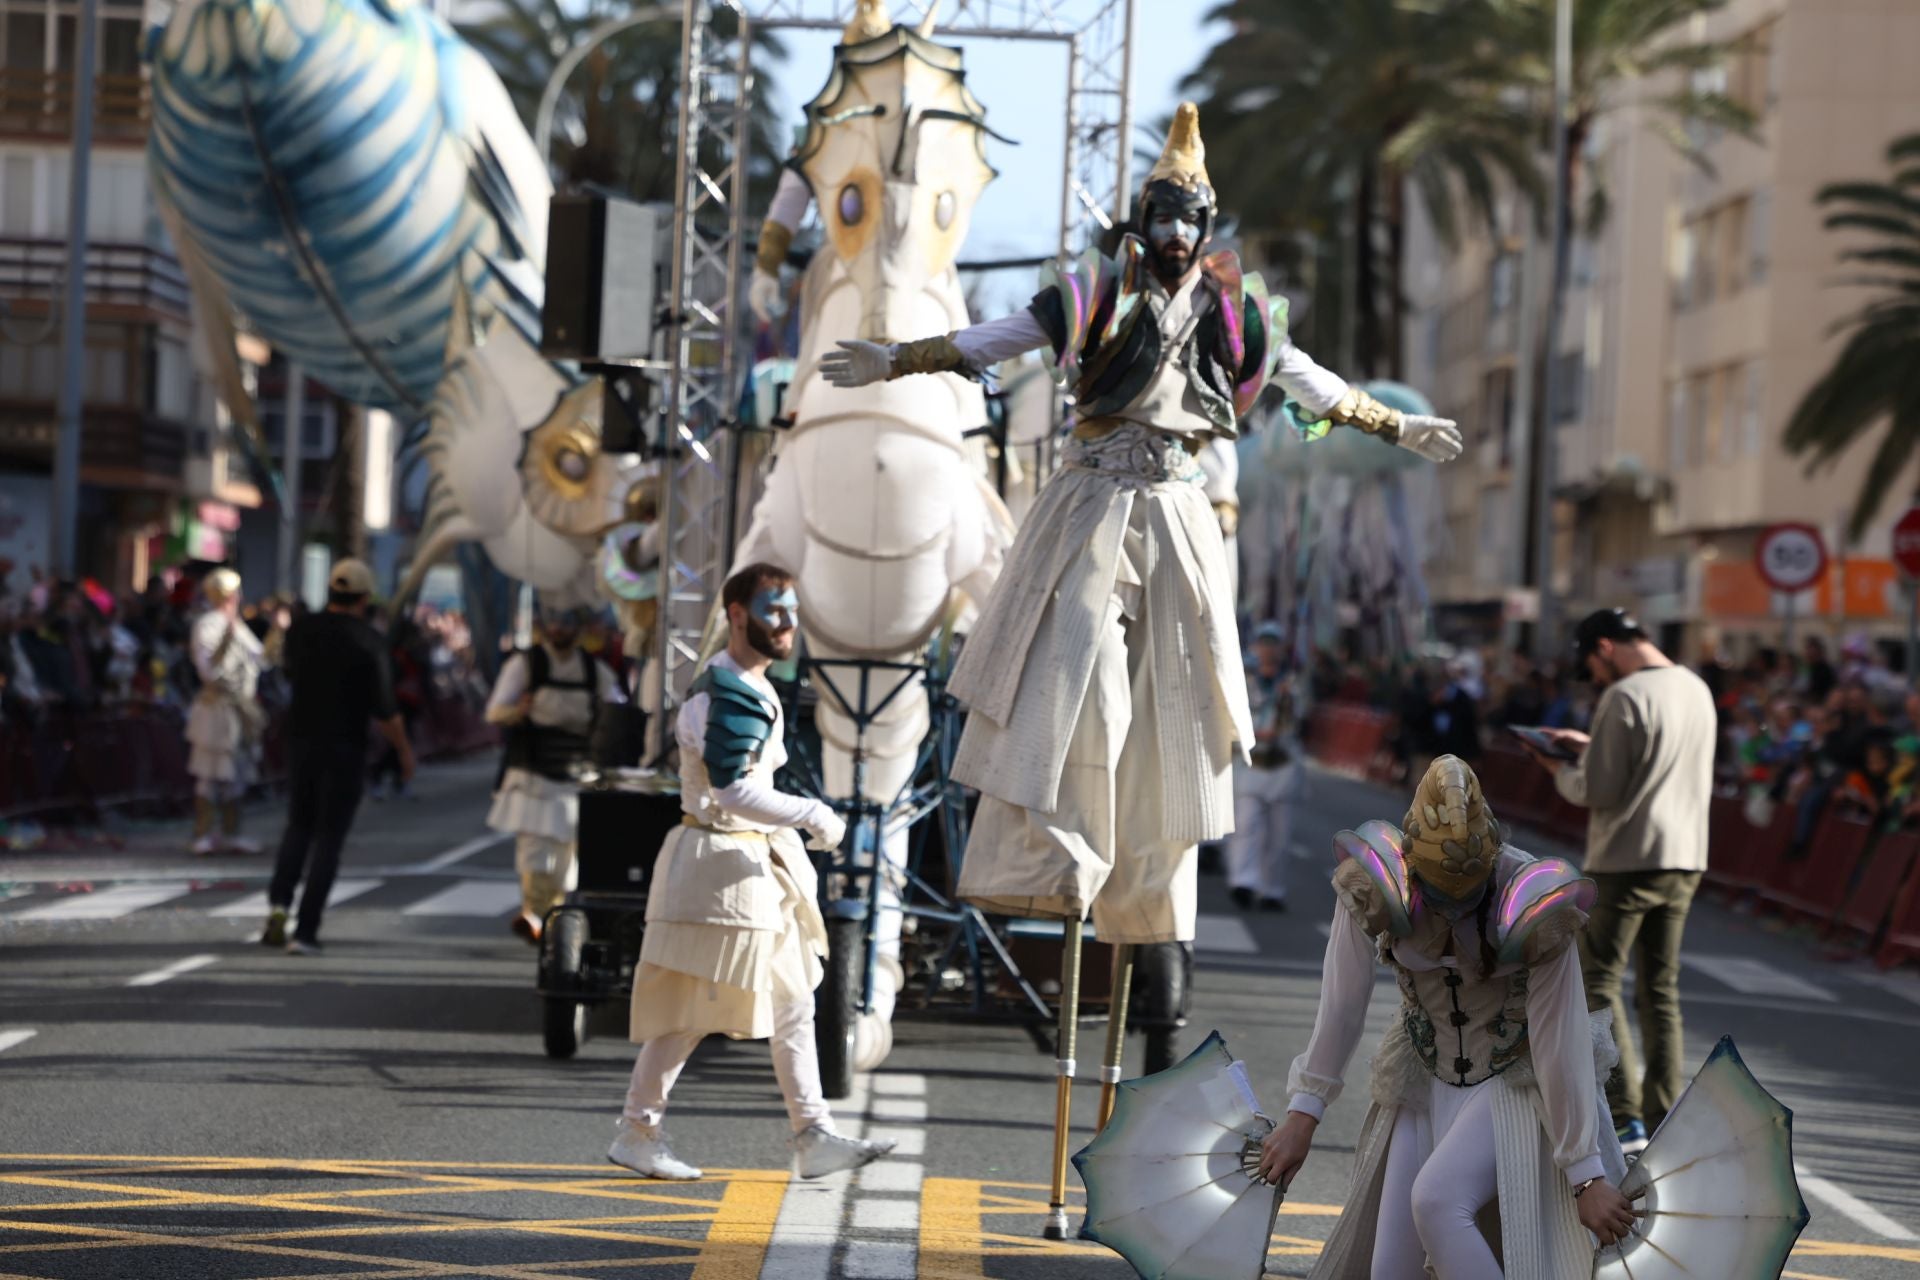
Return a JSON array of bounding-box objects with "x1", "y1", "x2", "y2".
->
[
  {"x1": 14, "y1": 883, "x2": 192, "y2": 922},
  {"x1": 1682, "y1": 954, "x2": 1836, "y2": 1003},
  {"x1": 414, "y1": 832, "x2": 510, "y2": 873},
  {"x1": 864, "y1": 1126, "x2": 924, "y2": 1157},
  {"x1": 1797, "y1": 1165, "x2": 1919, "y2": 1241},
  {"x1": 210, "y1": 880, "x2": 382, "y2": 919},
  {"x1": 1315, "y1": 921, "x2": 1332, "y2": 939},
  {"x1": 841, "y1": 1240, "x2": 914, "y2": 1279},
  {"x1": 1194, "y1": 912, "x2": 1260, "y2": 956},
  {"x1": 869, "y1": 1074, "x2": 926, "y2": 1096},
  {"x1": 868, "y1": 1097, "x2": 927, "y2": 1123},
  {"x1": 401, "y1": 880, "x2": 522, "y2": 918},
  {"x1": 761, "y1": 1179, "x2": 847, "y2": 1280},
  {"x1": 850, "y1": 1198, "x2": 918, "y2": 1231},
  {"x1": 856, "y1": 1160, "x2": 924, "y2": 1194},
  {"x1": 127, "y1": 955, "x2": 218, "y2": 988},
  {"x1": 0, "y1": 1030, "x2": 37, "y2": 1054}
]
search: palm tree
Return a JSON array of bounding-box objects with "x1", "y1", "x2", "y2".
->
[
  {"x1": 1186, "y1": 0, "x2": 1544, "y2": 379},
  {"x1": 457, "y1": 0, "x2": 787, "y2": 207},
  {"x1": 1783, "y1": 134, "x2": 1920, "y2": 542}
]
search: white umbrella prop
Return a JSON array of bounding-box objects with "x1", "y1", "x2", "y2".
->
[
  {"x1": 1595, "y1": 1036, "x2": 1811, "y2": 1279},
  {"x1": 1072, "y1": 1031, "x2": 1280, "y2": 1280}
]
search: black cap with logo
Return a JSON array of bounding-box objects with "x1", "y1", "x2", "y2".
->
[{"x1": 1572, "y1": 607, "x2": 1647, "y2": 663}]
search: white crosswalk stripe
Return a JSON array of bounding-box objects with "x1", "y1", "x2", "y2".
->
[
  {"x1": 13, "y1": 883, "x2": 192, "y2": 921},
  {"x1": 1193, "y1": 912, "x2": 1260, "y2": 955},
  {"x1": 1682, "y1": 953, "x2": 1836, "y2": 1003},
  {"x1": 400, "y1": 880, "x2": 523, "y2": 918},
  {"x1": 209, "y1": 880, "x2": 383, "y2": 918}
]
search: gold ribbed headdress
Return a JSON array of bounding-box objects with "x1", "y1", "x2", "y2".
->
[
  {"x1": 843, "y1": 0, "x2": 891, "y2": 43},
  {"x1": 1402, "y1": 755, "x2": 1499, "y2": 901},
  {"x1": 1146, "y1": 101, "x2": 1212, "y2": 196}
]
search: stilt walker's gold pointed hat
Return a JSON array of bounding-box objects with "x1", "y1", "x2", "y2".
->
[
  {"x1": 843, "y1": 0, "x2": 891, "y2": 43},
  {"x1": 1147, "y1": 101, "x2": 1213, "y2": 197}
]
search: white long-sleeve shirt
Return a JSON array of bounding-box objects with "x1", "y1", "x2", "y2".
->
[
  {"x1": 1288, "y1": 905, "x2": 1608, "y2": 1187},
  {"x1": 675, "y1": 650, "x2": 831, "y2": 834},
  {"x1": 944, "y1": 304, "x2": 1352, "y2": 420}
]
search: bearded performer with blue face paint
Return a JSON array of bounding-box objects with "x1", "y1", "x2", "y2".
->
[
  {"x1": 607, "y1": 563, "x2": 895, "y2": 1184},
  {"x1": 821, "y1": 102, "x2": 1467, "y2": 1231},
  {"x1": 1257, "y1": 756, "x2": 1637, "y2": 1277}
]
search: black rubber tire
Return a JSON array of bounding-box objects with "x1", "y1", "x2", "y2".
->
[
  {"x1": 542, "y1": 909, "x2": 590, "y2": 1060},
  {"x1": 815, "y1": 912, "x2": 863, "y2": 1099},
  {"x1": 1143, "y1": 1026, "x2": 1179, "y2": 1076}
]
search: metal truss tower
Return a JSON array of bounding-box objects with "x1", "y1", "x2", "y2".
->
[{"x1": 654, "y1": 0, "x2": 1138, "y2": 728}]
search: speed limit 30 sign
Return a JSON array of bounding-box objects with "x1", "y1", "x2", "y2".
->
[{"x1": 1756, "y1": 523, "x2": 1828, "y2": 593}]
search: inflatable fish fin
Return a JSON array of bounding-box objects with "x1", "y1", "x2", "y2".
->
[
  {"x1": 153, "y1": 190, "x2": 284, "y2": 504},
  {"x1": 395, "y1": 513, "x2": 484, "y2": 605}
]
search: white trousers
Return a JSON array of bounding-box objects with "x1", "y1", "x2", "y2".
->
[
  {"x1": 516, "y1": 833, "x2": 578, "y2": 918},
  {"x1": 1227, "y1": 763, "x2": 1298, "y2": 901},
  {"x1": 623, "y1": 998, "x2": 832, "y2": 1135},
  {"x1": 1372, "y1": 1087, "x2": 1502, "y2": 1280}
]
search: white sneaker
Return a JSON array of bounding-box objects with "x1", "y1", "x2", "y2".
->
[
  {"x1": 190, "y1": 834, "x2": 221, "y2": 856},
  {"x1": 608, "y1": 1120, "x2": 702, "y2": 1180},
  {"x1": 224, "y1": 835, "x2": 263, "y2": 856},
  {"x1": 792, "y1": 1124, "x2": 895, "y2": 1180}
]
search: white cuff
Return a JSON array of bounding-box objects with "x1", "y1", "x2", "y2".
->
[
  {"x1": 1286, "y1": 1092, "x2": 1327, "y2": 1121},
  {"x1": 1564, "y1": 1154, "x2": 1608, "y2": 1187}
]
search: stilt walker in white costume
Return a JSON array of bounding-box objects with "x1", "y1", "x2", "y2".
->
[
  {"x1": 486, "y1": 605, "x2": 620, "y2": 941},
  {"x1": 607, "y1": 563, "x2": 895, "y2": 1182},
  {"x1": 1257, "y1": 756, "x2": 1637, "y2": 1277},
  {"x1": 823, "y1": 102, "x2": 1467, "y2": 1234},
  {"x1": 186, "y1": 568, "x2": 265, "y2": 855}
]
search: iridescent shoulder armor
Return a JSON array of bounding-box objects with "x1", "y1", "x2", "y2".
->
[
  {"x1": 1491, "y1": 851, "x2": 1597, "y2": 967},
  {"x1": 1031, "y1": 239, "x2": 1148, "y2": 383},
  {"x1": 691, "y1": 665, "x2": 777, "y2": 789},
  {"x1": 1331, "y1": 820, "x2": 1415, "y2": 940}
]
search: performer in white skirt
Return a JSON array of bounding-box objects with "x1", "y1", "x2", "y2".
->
[
  {"x1": 1257, "y1": 757, "x2": 1637, "y2": 1277},
  {"x1": 485, "y1": 605, "x2": 620, "y2": 940},
  {"x1": 185, "y1": 568, "x2": 265, "y2": 855},
  {"x1": 823, "y1": 101, "x2": 1467, "y2": 1229},
  {"x1": 608, "y1": 562, "x2": 893, "y2": 1182}
]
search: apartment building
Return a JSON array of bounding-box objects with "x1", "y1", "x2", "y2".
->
[
  {"x1": 1404, "y1": 0, "x2": 1920, "y2": 660},
  {"x1": 0, "y1": 0, "x2": 281, "y2": 592}
]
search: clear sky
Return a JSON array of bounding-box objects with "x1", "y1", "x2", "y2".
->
[{"x1": 766, "y1": 12, "x2": 1227, "y2": 312}]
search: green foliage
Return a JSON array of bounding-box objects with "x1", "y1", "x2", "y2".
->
[
  {"x1": 1784, "y1": 133, "x2": 1920, "y2": 542},
  {"x1": 457, "y1": 0, "x2": 787, "y2": 207}
]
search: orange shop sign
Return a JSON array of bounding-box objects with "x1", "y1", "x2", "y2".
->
[{"x1": 1703, "y1": 558, "x2": 1902, "y2": 620}]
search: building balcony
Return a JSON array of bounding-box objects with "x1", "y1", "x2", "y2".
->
[
  {"x1": 0, "y1": 403, "x2": 187, "y2": 491},
  {"x1": 0, "y1": 70, "x2": 149, "y2": 141},
  {"x1": 0, "y1": 237, "x2": 191, "y2": 325}
]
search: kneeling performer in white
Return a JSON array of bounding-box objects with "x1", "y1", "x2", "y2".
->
[
  {"x1": 609, "y1": 562, "x2": 895, "y2": 1182},
  {"x1": 1257, "y1": 756, "x2": 1636, "y2": 1278}
]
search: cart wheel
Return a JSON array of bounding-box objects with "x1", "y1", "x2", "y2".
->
[
  {"x1": 1142, "y1": 1026, "x2": 1178, "y2": 1076},
  {"x1": 815, "y1": 912, "x2": 863, "y2": 1099},
  {"x1": 542, "y1": 908, "x2": 590, "y2": 1060}
]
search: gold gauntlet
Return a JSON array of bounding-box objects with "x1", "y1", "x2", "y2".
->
[
  {"x1": 755, "y1": 220, "x2": 795, "y2": 276},
  {"x1": 889, "y1": 333, "x2": 968, "y2": 379},
  {"x1": 1329, "y1": 387, "x2": 1405, "y2": 446}
]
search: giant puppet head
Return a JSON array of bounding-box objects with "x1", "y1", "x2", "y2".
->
[
  {"x1": 1137, "y1": 102, "x2": 1218, "y2": 283},
  {"x1": 793, "y1": 0, "x2": 1003, "y2": 343}
]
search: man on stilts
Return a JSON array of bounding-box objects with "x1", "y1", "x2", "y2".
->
[{"x1": 823, "y1": 102, "x2": 1468, "y2": 1235}]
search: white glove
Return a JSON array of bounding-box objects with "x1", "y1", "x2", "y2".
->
[
  {"x1": 1398, "y1": 414, "x2": 1464, "y2": 463},
  {"x1": 805, "y1": 807, "x2": 848, "y2": 853},
  {"x1": 748, "y1": 269, "x2": 785, "y2": 324},
  {"x1": 819, "y1": 339, "x2": 893, "y2": 388}
]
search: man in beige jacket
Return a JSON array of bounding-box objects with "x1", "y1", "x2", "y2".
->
[{"x1": 1525, "y1": 608, "x2": 1716, "y2": 1154}]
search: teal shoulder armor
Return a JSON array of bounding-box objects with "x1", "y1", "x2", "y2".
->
[
  {"x1": 1331, "y1": 820, "x2": 1414, "y2": 940},
  {"x1": 692, "y1": 666, "x2": 777, "y2": 790},
  {"x1": 1492, "y1": 851, "x2": 1597, "y2": 966}
]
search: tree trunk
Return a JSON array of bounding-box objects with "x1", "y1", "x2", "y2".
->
[
  {"x1": 336, "y1": 400, "x2": 369, "y2": 562},
  {"x1": 1384, "y1": 173, "x2": 1406, "y2": 380},
  {"x1": 1353, "y1": 163, "x2": 1380, "y2": 379}
]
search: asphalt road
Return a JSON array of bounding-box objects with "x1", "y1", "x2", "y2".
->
[{"x1": 1, "y1": 756, "x2": 1918, "y2": 1279}]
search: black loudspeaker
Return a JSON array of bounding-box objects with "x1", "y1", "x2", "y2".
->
[
  {"x1": 541, "y1": 194, "x2": 672, "y2": 362},
  {"x1": 576, "y1": 788, "x2": 681, "y2": 895}
]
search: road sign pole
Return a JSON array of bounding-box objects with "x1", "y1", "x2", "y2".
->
[
  {"x1": 1783, "y1": 590, "x2": 1796, "y2": 654},
  {"x1": 1908, "y1": 581, "x2": 1918, "y2": 682}
]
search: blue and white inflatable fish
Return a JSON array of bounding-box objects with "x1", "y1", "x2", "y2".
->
[{"x1": 144, "y1": 0, "x2": 550, "y2": 420}]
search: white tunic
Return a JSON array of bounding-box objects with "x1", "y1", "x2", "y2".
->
[
  {"x1": 485, "y1": 646, "x2": 619, "y2": 842},
  {"x1": 185, "y1": 610, "x2": 263, "y2": 786}
]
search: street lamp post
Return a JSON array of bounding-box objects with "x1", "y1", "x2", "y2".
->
[
  {"x1": 1532, "y1": 0, "x2": 1573, "y2": 661},
  {"x1": 51, "y1": 0, "x2": 99, "y2": 579}
]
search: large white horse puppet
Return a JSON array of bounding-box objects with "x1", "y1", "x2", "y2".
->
[{"x1": 733, "y1": 1, "x2": 1014, "y2": 1070}]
